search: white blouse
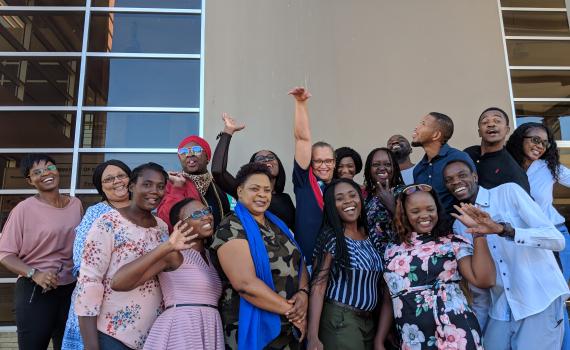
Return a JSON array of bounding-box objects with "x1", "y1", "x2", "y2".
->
[{"x1": 527, "y1": 159, "x2": 570, "y2": 226}]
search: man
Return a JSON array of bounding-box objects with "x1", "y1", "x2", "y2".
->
[
  {"x1": 464, "y1": 107, "x2": 530, "y2": 193},
  {"x1": 444, "y1": 159, "x2": 569, "y2": 350},
  {"x1": 387, "y1": 134, "x2": 415, "y2": 185},
  {"x1": 289, "y1": 87, "x2": 334, "y2": 260},
  {"x1": 157, "y1": 135, "x2": 230, "y2": 231},
  {"x1": 411, "y1": 112, "x2": 475, "y2": 213}
]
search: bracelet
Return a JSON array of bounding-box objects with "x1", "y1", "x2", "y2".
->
[
  {"x1": 472, "y1": 234, "x2": 486, "y2": 240},
  {"x1": 298, "y1": 288, "x2": 310, "y2": 296}
]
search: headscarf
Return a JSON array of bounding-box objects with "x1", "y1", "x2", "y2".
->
[{"x1": 178, "y1": 135, "x2": 212, "y2": 161}]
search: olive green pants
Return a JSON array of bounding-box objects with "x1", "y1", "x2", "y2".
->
[{"x1": 319, "y1": 301, "x2": 376, "y2": 350}]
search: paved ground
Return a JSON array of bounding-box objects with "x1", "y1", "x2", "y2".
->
[{"x1": 0, "y1": 332, "x2": 52, "y2": 349}]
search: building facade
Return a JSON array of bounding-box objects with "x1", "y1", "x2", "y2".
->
[{"x1": 0, "y1": 0, "x2": 569, "y2": 331}]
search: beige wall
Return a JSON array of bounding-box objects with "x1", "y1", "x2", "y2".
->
[{"x1": 203, "y1": 0, "x2": 512, "y2": 187}]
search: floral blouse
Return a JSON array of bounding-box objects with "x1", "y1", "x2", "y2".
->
[{"x1": 74, "y1": 210, "x2": 168, "y2": 349}]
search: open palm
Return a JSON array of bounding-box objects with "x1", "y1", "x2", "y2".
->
[{"x1": 451, "y1": 203, "x2": 500, "y2": 235}]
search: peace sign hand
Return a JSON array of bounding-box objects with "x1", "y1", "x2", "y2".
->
[
  {"x1": 451, "y1": 203, "x2": 502, "y2": 235},
  {"x1": 376, "y1": 178, "x2": 396, "y2": 214},
  {"x1": 222, "y1": 112, "x2": 245, "y2": 135}
]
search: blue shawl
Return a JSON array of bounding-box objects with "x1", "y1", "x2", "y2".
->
[{"x1": 234, "y1": 202, "x2": 303, "y2": 349}]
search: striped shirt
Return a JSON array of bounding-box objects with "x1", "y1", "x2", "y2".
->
[{"x1": 323, "y1": 234, "x2": 383, "y2": 311}]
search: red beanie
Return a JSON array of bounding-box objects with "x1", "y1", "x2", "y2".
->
[{"x1": 177, "y1": 135, "x2": 212, "y2": 161}]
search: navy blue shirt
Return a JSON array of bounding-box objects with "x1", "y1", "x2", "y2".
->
[
  {"x1": 293, "y1": 160, "x2": 325, "y2": 260},
  {"x1": 413, "y1": 144, "x2": 475, "y2": 213}
]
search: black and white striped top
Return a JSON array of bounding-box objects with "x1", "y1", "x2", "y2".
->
[{"x1": 323, "y1": 234, "x2": 384, "y2": 311}]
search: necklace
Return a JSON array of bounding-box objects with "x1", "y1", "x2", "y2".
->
[{"x1": 35, "y1": 194, "x2": 64, "y2": 208}]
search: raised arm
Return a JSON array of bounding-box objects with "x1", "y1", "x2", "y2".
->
[
  {"x1": 211, "y1": 113, "x2": 245, "y2": 198},
  {"x1": 110, "y1": 222, "x2": 197, "y2": 291},
  {"x1": 289, "y1": 87, "x2": 313, "y2": 169}
]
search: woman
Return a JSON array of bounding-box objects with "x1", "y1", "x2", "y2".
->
[
  {"x1": 110, "y1": 198, "x2": 223, "y2": 349},
  {"x1": 307, "y1": 178, "x2": 389, "y2": 350},
  {"x1": 0, "y1": 153, "x2": 83, "y2": 350},
  {"x1": 378, "y1": 184, "x2": 495, "y2": 350},
  {"x1": 75, "y1": 163, "x2": 171, "y2": 350},
  {"x1": 62, "y1": 160, "x2": 131, "y2": 350},
  {"x1": 363, "y1": 148, "x2": 405, "y2": 248},
  {"x1": 211, "y1": 112, "x2": 295, "y2": 229},
  {"x1": 209, "y1": 162, "x2": 309, "y2": 349},
  {"x1": 334, "y1": 147, "x2": 363, "y2": 181}
]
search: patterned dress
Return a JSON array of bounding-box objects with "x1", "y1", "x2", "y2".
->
[
  {"x1": 383, "y1": 232, "x2": 483, "y2": 350},
  {"x1": 209, "y1": 214, "x2": 303, "y2": 350},
  {"x1": 74, "y1": 211, "x2": 167, "y2": 349},
  {"x1": 62, "y1": 202, "x2": 113, "y2": 350}
]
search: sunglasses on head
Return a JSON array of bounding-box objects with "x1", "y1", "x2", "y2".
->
[
  {"x1": 29, "y1": 164, "x2": 57, "y2": 178},
  {"x1": 182, "y1": 206, "x2": 213, "y2": 221},
  {"x1": 178, "y1": 145, "x2": 204, "y2": 157},
  {"x1": 253, "y1": 154, "x2": 276, "y2": 163},
  {"x1": 402, "y1": 184, "x2": 432, "y2": 196},
  {"x1": 524, "y1": 135, "x2": 550, "y2": 149}
]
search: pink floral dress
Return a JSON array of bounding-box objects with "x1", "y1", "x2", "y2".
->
[
  {"x1": 383, "y1": 232, "x2": 483, "y2": 350},
  {"x1": 74, "y1": 211, "x2": 168, "y2": 349}
]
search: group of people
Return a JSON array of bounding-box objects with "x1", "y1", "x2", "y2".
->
[{"x1": 1, "y1": 86, "x2": 569, "y2": 350}]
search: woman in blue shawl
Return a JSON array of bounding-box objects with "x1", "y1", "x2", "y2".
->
[{"x1": 210, "y1": 162, "x2": 309, "y2": 349}]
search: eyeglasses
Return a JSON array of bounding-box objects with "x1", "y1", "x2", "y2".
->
[
  {"x1": 178, "y1": 145, "x2": 204, "y2": 157},
  {"x1": 402, "y1": 184, "x2": 432, "y2": 195},
  {"x1": 311, "y1": 159, "x2": 335, "y2": 167},
  {"x1": 182, "y1": 206, "x2": 213, "y2": 221},
  {"x1": 29, "y1": 164, "x2": 57, "y2": 178},
  {"x1": 524, "y1": 136, "x2": 550, "y2": 149},
  {"x1": 253, "y1": 154, "x2": 276, "y2": 163},
  {"x1": 102, "y1": 173, "x2": 129, "y2": 184}
]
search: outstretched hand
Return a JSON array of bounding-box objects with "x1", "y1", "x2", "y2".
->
[
  {"x1": 288, "y1": 87, "x2": 312, "y2": 102},
  {"x1": 169, "y1": 221, "x2": 199, "y2": 251},
  {"x1": 451, "y1": 203, "x2": 502, "y2": 235},
  {"x1": 221, "y1": 112, "x2": 245, "y2": 135}
]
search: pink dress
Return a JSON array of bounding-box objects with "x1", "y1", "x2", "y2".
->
[{"x1": 143, "y1": 248, "x2": 224, "y2": 350}]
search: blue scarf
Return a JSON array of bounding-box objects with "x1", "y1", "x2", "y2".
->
[{"x1": 234, "y1": 202, "x2": 303, "y2": 350}]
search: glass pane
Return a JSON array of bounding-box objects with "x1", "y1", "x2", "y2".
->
[
  {"x1": 77, "y1": 152, "x2": 179, "y2": 188},
  {"x1": 0, "y1": 265, "x2": 17, "y2": 278},
  {"x1": 4, "y1": 0, "x2": 84, "y2": 4},
  {"x1": 83, "y1": 58, "x2": 199, "y2": 107},
  {"x1": 0, "y1": 57, "x2": 80, "y2": 106},
  {"x1": 0, "y1": 111, "x2": 75, "y2": 148},
  {"x1": 514, "y1": 102, "x2": 570, "y2": 139},
  {"x1": 81, "y1": 112, "x2": 199, "y2": 148},
  {"x1": 501, "y1": 0, "x2": 566, "y2": 7},
  {"x1": 0, "y1": 153, "x2": 72, "y2": 189},
  {"x1": 0, "y1": 11, "x2": 84, "y2": 52},
  {"x1": 89, "y1": 13, "x2": 200, "y2": 53},
  {"x1": 511, "y1": 70, "x2": 570, "y2": 98},
  {"x1": 0, "y1": 283, "x2": 15, "y2": 326},
  {"x1": 0, "y1": 194, "x2": 32, "y2": 232},
  {"x1": 92, "y1": 0, "x2": 201, "y2": 9},
  {"x1": 507, "y1": 40, "x2": 570, "y2": 66},
  {"x1": 503, "y1": 11, "x2": 570, "y2": 36}
]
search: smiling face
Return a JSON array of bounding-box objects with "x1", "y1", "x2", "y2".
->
[
  {"x1": 370, "y1": 149, "x2": 393, "y2": 186},
  {"x1": 334, "y1": 181, "x2": 361, "y2": 224},
  {"x1": 129, "y1": 169, "x2": 166, "y2": 211},
  {"x1": 311, "y1": 146, "x2": 335, "y2": 183},
  {"x1": 412, "y1": 114, "x2": 439, "y2": 147},
  {"x1": 523, "y1": 127, "x2": 548, "y2": 162},
  {"x1": 179, "y1": 141, "x2": 209, "y2": 174},
  {"x1": 478, "y1": 111, "x2": 510, "y2": 146},
  {"x1": 179, "y1": 200, "x2": 214, "y2": 239},
  {"x1": 101, "y1": 165, "x2": 129, "y2": 202},
  {"x1": 237, "y1": 173, "x2": 272, "y2": 218},
  {"x1": 336, "y1": 156, "x2": 356, "y2": 180},
  {"x1": 253, "y1": 150, "x2": 279, "y2": 178},
  {"x1": 404, "y1": 191, "x2": 438, "y2": 234},
  {"x1": 387, "y1": 135, "x2": 412, "y2": 161},
  {"x1": 443, "y1": 161, "x2": 478, "y2": 203},
  {"x1": 26, "y1": 160, "x2": 59, "y2": 192}
]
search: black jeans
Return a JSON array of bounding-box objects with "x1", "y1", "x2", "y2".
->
[{"x1": 14, "y1": 277, "x2": 75, "y2": 350}]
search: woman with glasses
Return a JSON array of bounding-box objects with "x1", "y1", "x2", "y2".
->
[
  {"x1": 62, "y1": 160, "x2": 131, "y2": 350},
  {"x1": 111, "y1": 198, "x2": 223, "y2": 349},
  {"x1": 378, "y1": 184, "x2": 495, "y2": 350},
  {"x1": 76, "y1": 163, "x2": 183, "y2": 350},
  {"x1": 307, "y1": 178, "x2": 388, "y2": 350},
  {"x1": 157, "y1": 135, "x2": 230, "y2": 233},
  {"x1": 210, "y1": 162, "x2": 309, "y2": 350},
  {"x1": 0, "y1": 153, "x2": 83, "y2": 350},
  {"x1": 211, "y1": 113, "x2": 296, "y2": 229}
]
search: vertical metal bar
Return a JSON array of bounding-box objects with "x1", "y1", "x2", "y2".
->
[
  {"x1": 199, "y1": 0, "x2": 205, "y2": 137},
  {"x1": 496, "y1": 0, "x2": 517, "y2": 126},
  {"x1": 69, "y1": 0, "x2": 92, "y2": 196}
]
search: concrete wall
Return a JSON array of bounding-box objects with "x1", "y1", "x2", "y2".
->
[{"x1": 203, "y1": 0, "x2": 512, "y2": 186}]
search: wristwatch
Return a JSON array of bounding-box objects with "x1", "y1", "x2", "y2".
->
[
  {"x1": 497, "y1": 222, "x2": 515, "y2": 239},
  {"x1": 26, "y1": 268, "x2": 36, "y2": 279}
]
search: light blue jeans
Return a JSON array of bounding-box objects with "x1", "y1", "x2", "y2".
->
[{"x1": 556, "y1": 223, "x2": 570, "y2": 350}]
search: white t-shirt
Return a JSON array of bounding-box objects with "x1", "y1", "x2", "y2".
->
[{"x1": 400, "y1": 164, "x2": 416, "y2": 185}]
